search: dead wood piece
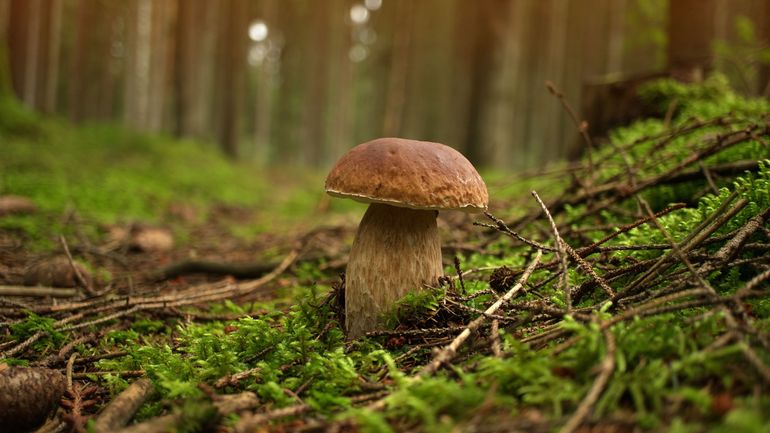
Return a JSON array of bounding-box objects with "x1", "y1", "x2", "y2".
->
[
  {"x1": 23, "y1": 256, "x2": 92, "y2": 289},
  {"x1": 92, "y1": 378, "x2": 156, "y2": 433},
  {"x1": 0, "y1": 367, "x2": 67, "y2": 433},
  {"x1": 153, "y1": 260, "x2": 276, "y2": 281},
  {"x1": 18, "y1": 249, "x2": 300, "y2": 326},
  {"x1": 490, "y1": 320, "x2": 502, "y2": 357},
  {"x1": 233, "y1": 404, "x2": 311, "y2": 433},
  {"x1": 115, "y1": 391, "x2": 259, "y2": 433},
  {"x1": 0, "y1": 285, "x2": 79, "y2": 297},
  {"x1": 711, "y1": 207, "x2": 770, "y2": 265},
  {"x1": 233, "y1": 391, "x2": 387, "y2": 433},
  {"x1": 215, "y1": 367, "x2": 262, "y2": 388}
]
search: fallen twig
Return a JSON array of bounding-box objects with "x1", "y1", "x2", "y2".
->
[
  {"x1": 533, "y1": 190, "x2": 570, "y2": 311},
  {"x1": 417, "y1": 250, "x2": 542, "y2": 378},
  {"x1": 558, "y1": 329, "x2": 616, "y2": 433},
  {"x1": 116, "y1": 391, "x2": 259, "y2": 433},
  {"x1": 0, "y1": 286, "x2": 79, "y2": 298},
  {"x1": 59, "y1": 235, "x2": 95, "y2": 296},
  {"x1": 92, "y1": 378, "x2": 156, "y2": 432}
]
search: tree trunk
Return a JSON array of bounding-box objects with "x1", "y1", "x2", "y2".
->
[
  {"x1": 68, "y1": 0, "x2": 92, "y2": 122},
  {"x1": 123, "y1": 0, "x2": 153, "y2": 129},
  {"x1": 302, "y1": 1, "x2": 330, "y2": 166},
  {"x1": 8, "y1": 0, "x2": 29, "y2": 102},
  {"x1": 0, "y1": 0, "x2": 11, "y2": 99},
  {"x1": 21, "y1": 0, "x2": 40, "y2": 107},
  {"x1": 382, "y1": 0, "x2": 413, "y2": 137},
  {"x1": 542, "y1": 0, "x2": 569, "y2": 162},
  {"x1": 606, "y1": 0, "x2": 626, "y2": 74},
  {"x1": 485, "y1": 0, "x2": 528, "y2": 169},
  {"x1": 667, "y1": 0, "x2": 716, "y2": 80},
  {"x1": 173, "y1": 0, "x2": 191, "y2": 136},
  {"x1": 43, "y1": 0, "x2": 62, "y2": 112},
  {"x1": 147, "y1": 0, "x2": 170, "y2": 131},
  {"x1": 251, "y1": 0, "x2": 278, "y2": 162},
  {"x1": 326, "y1": 0, "x2": 352, "y2": 164},
  {"x1": 462, "y1": 0, "x2": 509, "y2": 166},
  {"x1": 759, "y1": 0, "x2": 770, "y2": 96},
  {"x1": 216, "y1": 0, "x2": 247, "y2": 158}
]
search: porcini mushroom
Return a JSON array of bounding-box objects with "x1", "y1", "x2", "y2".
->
[{"x1": 325, "y1": 137, "x2": 488, "y2": 337}]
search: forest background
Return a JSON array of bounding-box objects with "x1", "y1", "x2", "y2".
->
[{"x1": 4, "y1": 0, "x2": 770, "y2": 169}]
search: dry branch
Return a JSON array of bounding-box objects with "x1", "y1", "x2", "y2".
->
[
  {"x1": 417, "y1": 250, "x2": 542, "y2": 378},
  {"x1": 116, "y1": 392, "x2": 259, "y2": 433},
  {"x1": 0, "y1": 286, "x2": 79, "y2": 298},
  {"x1": 558, "y1": 330, "x2": 616, "y2": 433},
  {"x1": 92, "y1": 378, "x2": 155, "y2": 433}
]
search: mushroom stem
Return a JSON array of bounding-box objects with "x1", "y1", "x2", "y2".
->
[{"x1": 345, "y1": 203, "x2": 443, "y2": 338}]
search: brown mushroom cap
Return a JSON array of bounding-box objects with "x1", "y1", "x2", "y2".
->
[{"x1": 325, "y1": 138, "x2": 488, "y2": 212}]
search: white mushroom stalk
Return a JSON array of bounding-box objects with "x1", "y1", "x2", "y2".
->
[
  {"x1": 345, "y1": 203, "x2": 442, "y2": 337},
  {"x1": 325, "y1": 138, "x2": 488, "y2": 338}
]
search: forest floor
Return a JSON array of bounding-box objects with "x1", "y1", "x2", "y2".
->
[{"x1": 2, "y1": 75, "x2": 770, "y2": 433}]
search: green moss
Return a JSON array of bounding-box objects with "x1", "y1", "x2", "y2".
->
[{"x1": 5, "y1": 77, "x2": 770, "y2": 432}]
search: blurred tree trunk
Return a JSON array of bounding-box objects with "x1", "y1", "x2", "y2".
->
[
  {"x1": 382, "y1": 0, "x2": 413, "y2": 137},
  {"x1": 8, "y1": 0, "x2": 32, "y2": 104},
  {"x1": 68, "y1": 0, "x2": 96, "y2": 122},
  {"x1": 485, "y1": 0, "x2": 528, "y2": 168},
  {"x1": 173, "y1": 0, "x2": 191, "y2": 136},
  {"x1": 252, "y1": 0, "x2": 278, "y2": 162},
  {"x1": 123, "y1": 0, "x2": 153, "y2": 128},
  {"x1": 759, "y1": 0, "x2": 770, "y2": 95},
  {"x1": 463, "y1": 0, "x2": 510, "y2": 165},
  {"x1": 146, "y1": 0, "x2": 171, "y2": 131},
  {"x1": 22, "y1": 0, "x2": 40, "y2": 107},
  {"x1": 42, "y1": 0, "x2": 62, "y2": 112},
  {"x1": 445, "y1": 2, "x2": 473, "y2": 152},
  {"x1": 302, "y1": 1, "x2": 330, "y2": 165},
  {"x1": 0, "y1": 0, "x2": 12, "y2": 99},
  {"x1": 216, "y1": 0, "x2": 247, "y2": 158},
  {"x1": 326, "y1": 0, "x2": 353, "y2": 163},
  {"x1": 668, "y1": 0, "x2": 716, "y2": 80},
  {"x1": 519, "y1": 0, "x2": 549, "y2": 165},
  {"x1": 541, "y1": 0, "x2": 569, "y2": 163},
  {"x1": 173, "y1": 0, "x2": 218, "y2": 139},
  {"x1": 606, "y1": 0, "x2": 626, "y2": 73},
  {"x1": 400, "y1": 0, "x2": 454, "y2": 143}
]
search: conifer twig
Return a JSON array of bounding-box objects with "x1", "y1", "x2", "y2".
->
[
  {"x1": 417, "y1": 250, "x2": 542, "y2": 378},
  {"x1": 59, "y1": 235, "x2": 95, "y2": 295},
  {"x1": 92, "y1": 378, "x2": 155, "y2": 432},
  {"x1": 558, "y1": 329, "x2": 616, "y2": 433},
  {"x1": 532, "y1": 190, "x2": 570, "y2": 311}
]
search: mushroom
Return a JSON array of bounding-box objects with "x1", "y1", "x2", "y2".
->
[{"x1": 325, "y1": 137, "x2": 488, "y2": 337}]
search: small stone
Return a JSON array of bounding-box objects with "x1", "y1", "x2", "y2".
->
[
  {"x1": 130, "y1": 227, "x2": 174, "y2": 252},
  {"x1": 0, "y1": 367, "x2": 67, "y2": 433},
  {"x1": 0, "y1": 195, "x2": 36, "y2": 216}
]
